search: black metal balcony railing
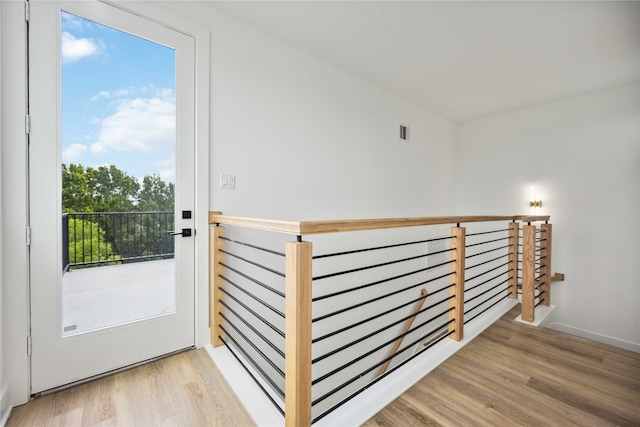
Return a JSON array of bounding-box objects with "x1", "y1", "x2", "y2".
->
[{"x1": 62, "y1": 211, "x2": 175, "y2": 271}]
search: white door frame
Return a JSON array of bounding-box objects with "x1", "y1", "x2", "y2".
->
[
  {"x1": 25, "y1": 1, "x2": 209, "y2": 398},
  {"x1": 1, "y1": 0, "x2": 33, "y2": 408}
]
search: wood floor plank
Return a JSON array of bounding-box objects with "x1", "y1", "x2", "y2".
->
[
  {"x1": 602, "y1": 355, "x2": 640, "y2": 382},
  {"x1": 7, "y1": 348, "x2": 255, "y2": 427},
  {"x1": 80, "y1": 374, "x2": 115, "y2": 426},
  {"x1": 457, "y1": 355, "x2": 612, "y2": 426},
  {"x1": 365, "y1": 304, "x2": 640, "y2": 427},
  {"x1": 48, "y1": 407, "x2": 83, "y2": 427},
  {"x1": 526, "y1": 375, "x2": 639, "y2": 426},
  {"x1": 399, "y1": 382, "x2": 486, "y2": 426},
  {"x1": 446, "y1": 348, "x2": 613, "y2": 427},
  {"x1": 404, "y1": 371, "x2": 512, "y2": 426},
  {"x1": 432, "y1": 367, "x2": 550, "y2": 427},
  {"x1": 364, "y1": 396, "x2": 442, "y2": 427},
  {"x1": 474, "y1": 329, "x2": 640, "y2": 408}
]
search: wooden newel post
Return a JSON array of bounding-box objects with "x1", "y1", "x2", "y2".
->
[
  {"x1": 285, "y1": 240, "x2": 313, "y2": 427},
  {"x1": 449, "y1": 226, "x2": 466, "y2": 341},
  {"x1": 210, "y1": 225, "x2": 226, "y2": 347},
  {"x1": 539, "y1": 223, "x2": 552, "y2": 307},
  {"x1": 521, "y1": 224, "x2": 536, "y2": 322},
  {"x1": 507, "y1": 222, "x2": 519, "y2": 299}
]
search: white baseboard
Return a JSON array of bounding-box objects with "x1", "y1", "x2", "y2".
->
[
  {"x1": 0, "y1": 384, "x2": 11, "y2": 427},
  {"x1": 514, "y1": 304, "x2": 556, "y2": 327},
  {"x1": 546, "y1": 322, "x2": 640, "y2": 354},
  {"x1": 205, "y1": 299, "x2": 518, "y2": 427},
  {"x1": 205, "y1": 344, "x2": 284, "y2": 427}
]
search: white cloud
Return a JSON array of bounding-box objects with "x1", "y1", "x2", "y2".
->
[
  {"x1": 61, "y1": 12, "x2": 93, "y2": 32},
  {"x1": 159, "y1": 168, "x2": 176, "y2": 184},
  {"x1": 62, "y1": 143, "x2": 88, "y2": 163},
  {"x1": 157, "y1": 154, "x2": 176, "y2": 183},
  {"x1": 89, "y1": 87, "x2": 150, "y2": 103},
  {"x1": 156, "y1": 154, "x2": 175, "y2": 168},
  {"x1": 90, "y1": 90, "x2": 111, "y2": 102},
  {"x1": 91, "y1": 94, "x2": 175, "y2": 155},
  {"x1": 113, "y1": 88, "x2": 133, "y2": 97},
  {"x1": 61, "y1": 31, "x2": 104, "y2": 63}
]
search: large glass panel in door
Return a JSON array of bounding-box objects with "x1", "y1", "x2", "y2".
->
[{"x1": 60, "y1": 12, "x2": 177, "y2": 336}]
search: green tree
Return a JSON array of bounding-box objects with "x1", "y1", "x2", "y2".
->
[
  {"x1": 137, "y1": 174, "x2": 175, "y2": 212},
  {"x1": 62, "y1": 163, "x2": 174, "y2": 213},
  {"x1": 67, "y1": 217, "x2": 120, "y2": 269},
  {"x1": 86, "y1": 165, "x2": 140, "y2": 212},
  {"x1": 62, "y1": 164, "x2": 92, "y2": 213}
]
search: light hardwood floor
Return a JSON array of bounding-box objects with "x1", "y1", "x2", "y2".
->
[
  {"x1": 7, "y1": 349, "x2": 255, "y2": 427},
  {"x1": 7, "y1": 305, "x2": 640, "y2": 426},
  {"x1": 363, "y1": 305, "x2": 640, "y2": 427}
]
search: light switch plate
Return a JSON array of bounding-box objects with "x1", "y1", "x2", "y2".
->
[{"x1": 221, "y1": 174, "x2": 235, "y2": 189}]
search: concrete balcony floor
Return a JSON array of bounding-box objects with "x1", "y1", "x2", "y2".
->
[{"x1": 62, "y1": 259, "x2": 175, "y2": 336}]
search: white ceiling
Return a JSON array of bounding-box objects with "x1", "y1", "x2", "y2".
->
[{"x1": 206, "y1": 1, "x2": 640, "y2": 123}]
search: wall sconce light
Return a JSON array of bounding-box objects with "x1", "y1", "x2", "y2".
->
[{"x1": 530, "y1": 186, "x2": 542, "y2": 208}]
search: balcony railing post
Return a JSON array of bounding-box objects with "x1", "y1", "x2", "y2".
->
[
  {"x1": 449, "y1": 226, "x2": 466, "y2": 341},
  {"x1": 210, "y1": 225, "x2": 226, "y2": 347},
  {"x1": 539, "y1": 223, "x2": 552, "y2": 307},
  {"x1": 62, "y1": 214, "x2": 70, "y2": 272},
  {"x1": 507, "y1": 221, "x2": 519, "y2": 299},
  {"x1": 285, "y1": 239, "x2": 312, "y2": 427},
  {"x1": 521, "y1": 224, "x2": 536, "y2": 322}
]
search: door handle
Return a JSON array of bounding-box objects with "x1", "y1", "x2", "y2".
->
[{"x1": 167, "y1": 228, "x2": 192, "y2": 237}]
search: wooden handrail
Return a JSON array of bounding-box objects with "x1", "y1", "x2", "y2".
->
[
  {"x1": 208, "y1": 213, "x2": 301, "y2": 235},
  {"x1": 209, "y1": 212, "x2": 550, "y2": 235}
]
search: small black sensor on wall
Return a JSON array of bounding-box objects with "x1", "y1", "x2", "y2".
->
[{"x1": 399, "y1": 124, "x2": 409, "y2": 142}]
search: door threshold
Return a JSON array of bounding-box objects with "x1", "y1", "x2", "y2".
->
[{"x1": 31, "y1": 346, "x2": 195, "y2": 398}]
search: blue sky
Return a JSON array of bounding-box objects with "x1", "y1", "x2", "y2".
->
[{"x1": 61, "y1": 11, "x2": 176, "y2": 183}]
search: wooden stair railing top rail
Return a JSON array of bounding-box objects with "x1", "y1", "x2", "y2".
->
[{"x1": 208, "y1": 213, "x2": 550, "y2": 236}]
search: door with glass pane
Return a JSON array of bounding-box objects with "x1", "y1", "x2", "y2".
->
[{"x1": 29, "y1": 0, "x2": 196, "y2": 393}]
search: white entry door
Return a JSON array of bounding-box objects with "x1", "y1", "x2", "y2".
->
[{"x1": 29, "y1": 0, "x2": 196, "y2": 393}]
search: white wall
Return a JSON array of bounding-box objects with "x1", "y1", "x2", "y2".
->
[
  {"x1": 456, "y1": 83, "x2": 640, "y2": 352},
  {"x1": 154, "y1": 2, "x2": 457, "y2": 221}
]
